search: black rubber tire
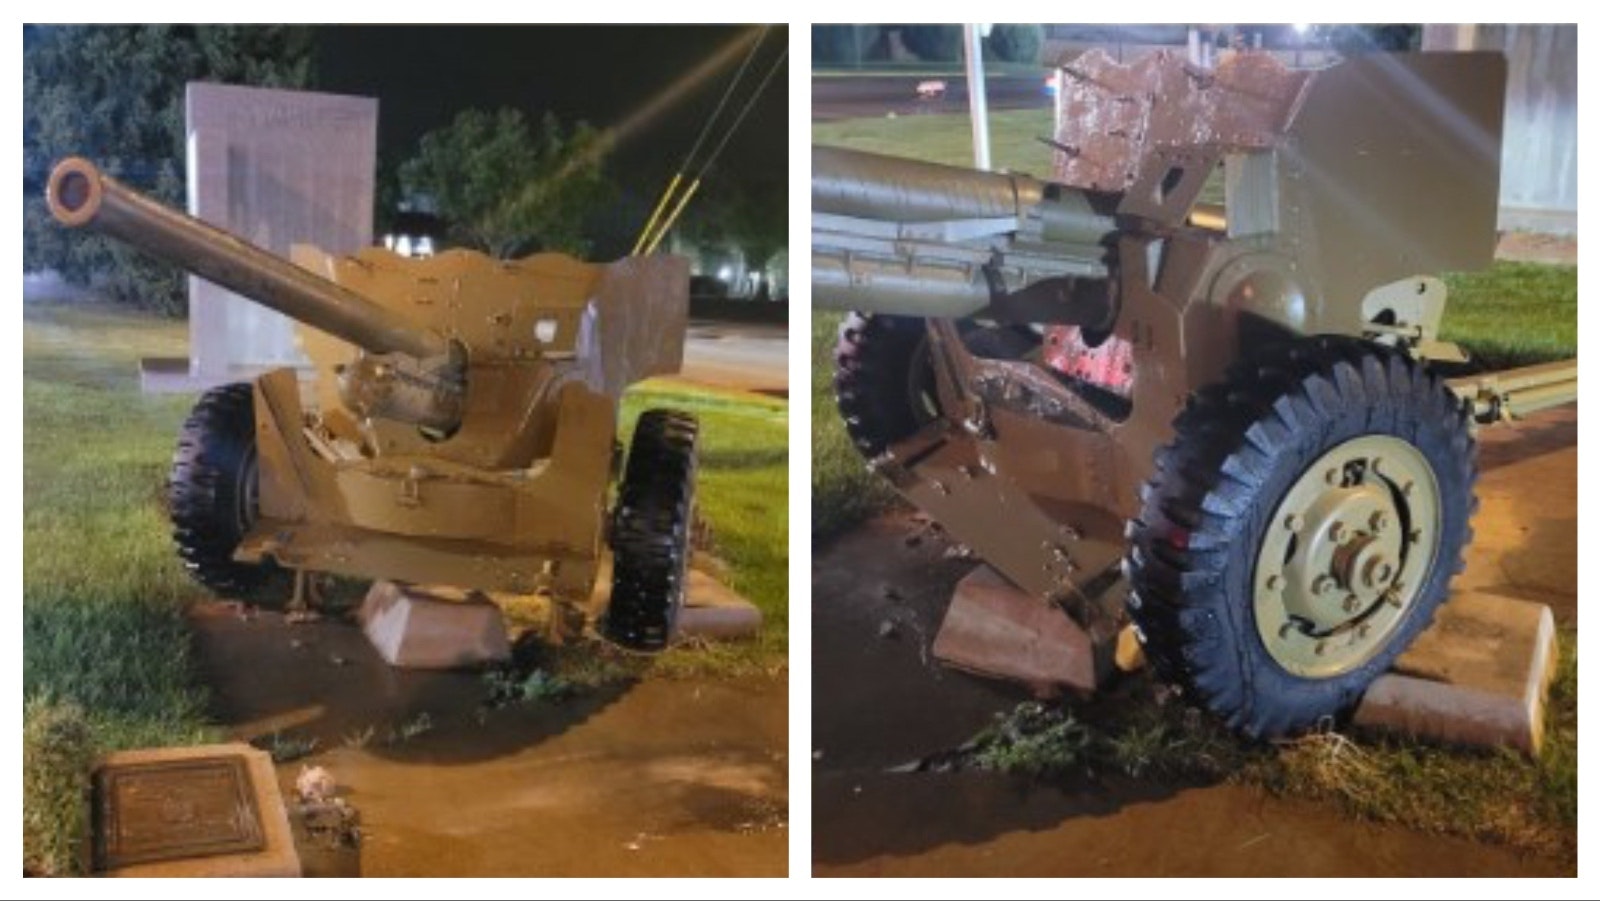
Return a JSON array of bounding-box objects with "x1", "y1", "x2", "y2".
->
[
  {"x1": 169, "y1": 383, "x2": 288, "y2": 603},
  {"x1": 1124, "y1": 336, "x2": 1477, "y2": 738},
  {"x1": 833, "y1": 313, "x2": 1037, "y2": 458},
  {"x1": 602, "y1": 409, "x2": 699, "y2": 652},
  {"x1": 833, "y1": 312, "x2": 937, "y2": 458}
]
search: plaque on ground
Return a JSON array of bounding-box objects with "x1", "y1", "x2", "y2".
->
[{"x1": 92, "y1": 743, "x2": 300, "y2": 877}]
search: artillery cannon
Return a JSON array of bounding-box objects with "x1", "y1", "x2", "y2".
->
[
  {"x1": 48, "y1": 156, "x2": 698, "y2": 651},
  {"x1": 816, "y1": 50, "x2": 1577, "y2": 737}
]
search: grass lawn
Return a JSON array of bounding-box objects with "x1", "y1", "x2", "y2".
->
[
  {"x1": 814, "y1": 107, "x2": 1057, "y2": 175},
  {"x1": 22, "y1": 300, "x2": 787, "y2": 875},
  {"x1": 811, "y1": 111, "x2": 1577, "y2": 865},
  {"x1": 814, "y1": 61, "x2": 1047, "y2": 79}
]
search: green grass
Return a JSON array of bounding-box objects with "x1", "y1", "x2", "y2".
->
[
  {"x1": 967, "y1": 630, "x2": 1576, "y2": 861},
  {"x1": 23, "y1": 302, "x2": 217, "y2": 875},
  {"x1": 812, "y1": 311, "x2": 900, "y2": 539},
  {"x1": 621, "y1": 382, "x2": 789, "y2": 675},
  {"x1": 1440, "y1": 262, "x2": 1578, "y2": 369},
  {"x1": 22, "y1": 299, "x2": 787, "y2": 871},
  {"x1": 814, "y1": 107, "x2": 1058, "y2": 176}
]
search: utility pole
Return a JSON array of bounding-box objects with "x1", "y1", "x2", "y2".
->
[{"x1": 963, "y1": 24, "x2": 992, "y2": 170}]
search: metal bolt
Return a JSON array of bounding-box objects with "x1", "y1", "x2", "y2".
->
[
  {"x1": 1311, "y1": 574, "x2": 1335, "y2": 595},
  {"x1": 1369, "y1": 511, "x2": 1389, "y2": 532},
  {"x1": 1343, "y1": 595, "x2": 1359, "y2": 613},
  {"x1": 1283, "y1": 513, "x2": 1302, "y2": 531},
  {"x1": 1358, "y1": 623, "x2": 1372, "y2": 638},
  {"x1": 1328, "y1": 521, "x2": 1346, "y2": 543}
]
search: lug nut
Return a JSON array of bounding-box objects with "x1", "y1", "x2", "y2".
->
[
  {"x1": 1284, "y1": 513, "x2": 1302, "y2": 531},
  {"x1": 1329, "y1": 521, "x2": 1346, "y2": 542},
  {"x1": 1369, "y1": 511, "x2": 1389, "y2": 532},
  {"x1": 1343, "y1": 595, "x2": 1359, "y2": 613},
  {"x1": 1312, "y1": 574, "x2": 1335, "y2": 595}
]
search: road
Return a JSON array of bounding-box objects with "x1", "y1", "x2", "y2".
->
[
  {"x1": 811, "y1": 405, "x2": 1576, "y2": 876},
  {"x1": 813, "y1": 74, "x2": 1051, "y2": 121},
  {"x1": 680, "y1": 320, "x2": 789, "y2": 397}
]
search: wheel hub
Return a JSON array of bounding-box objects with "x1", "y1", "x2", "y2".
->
[{"x1": 1254, "y1": 435, "x2": 1441, "y2": 678}]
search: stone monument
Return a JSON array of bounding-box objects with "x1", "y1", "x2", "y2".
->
[{"x1": 141, "y1": 82, "x2": 378, "y2": 392}]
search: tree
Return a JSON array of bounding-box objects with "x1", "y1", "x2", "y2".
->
[
  {"x1": 724, "y1": 181, "x2": 787, "y2": 301},
  {"x1": 23, "y1": 25, "x2": 314, "y2": 315},
  {"x1": 985, "y1": 25, "x2": 1043, "y2": 64},
  {"x1": 675, "y1": 177, "x2": 786, "y2": 300},
  {"x1": 1327, "y1": 24, "x2": 1421, "y2": 56},
  {"x1": 813, "y1": 25, "x2": 881, "y2": 65},
  {"x1": 898, "y1": 25, "x2": 963, "y2": 62},
  {"x1": 399, "y1": 108, "x2": 615, "y2": 259}
]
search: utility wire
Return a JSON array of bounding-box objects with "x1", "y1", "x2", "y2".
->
[
  {"x1": 632, "y1": 27, "x2": 768, "y2": 255},
  {"x1": 642, "y1": 45, "x2": 788, "y2": 255}
]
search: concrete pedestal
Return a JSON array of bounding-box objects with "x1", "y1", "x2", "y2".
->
[
  {"x1": 931, "y1": 565, "x2": 1115, "y2": 696},
  {"x1": 359, "y1": 582, "x2": 512, "y2": 670},
  {"x1": 1354, "y1": 591, "x2": 1559, "y2": 755},
  {"x1": 93, "y1": 743, "x2": 299, "y2": 877}
]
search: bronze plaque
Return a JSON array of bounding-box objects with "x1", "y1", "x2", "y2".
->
[{"x1": 93, "y1": 755, "x2": 265, "y2": 870}]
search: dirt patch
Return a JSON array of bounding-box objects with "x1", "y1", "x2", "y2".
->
[
  {"x1": 1496, "y1": 232, "x2": 1577, "y2": 265},
  {"x1": 1457, "y1": 405, "x2": 1577, "y2": 623},
  {"x1": 189, "y1": 605, "x2": 787, "y2": 876},
  {"x1": 812, "y1": 402, "x2": 1577, "y2": 881}
]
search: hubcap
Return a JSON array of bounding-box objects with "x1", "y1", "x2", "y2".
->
[{"x1": 1253, "y1": 435, "x2": 1441, "y2": 678}]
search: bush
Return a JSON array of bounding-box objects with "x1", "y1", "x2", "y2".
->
[
  {"x1": 23, "y1": 25, "x2": 313, "y2": 315},
  {"x1": 899, "y1": 25, "x2": 963, "y2": 62},
  {"x1": 813, "y1": 25, "x2": 881, "y2": 64},
  {"x1": 986, "y1": 24, "x2": 1043, "y2": 64},
  {"x1": 23, "y1": 699, "x2": 95, "y2": 877}
]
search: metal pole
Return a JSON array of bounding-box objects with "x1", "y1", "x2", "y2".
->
[{"x1": 963, "y1": 24, "x2": 992, "y2": 171}]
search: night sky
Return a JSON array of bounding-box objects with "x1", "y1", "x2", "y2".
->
[{"x1": 314, "y1": 24, "x2": 788, "y2": 198}]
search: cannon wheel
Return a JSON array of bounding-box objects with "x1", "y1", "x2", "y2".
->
[
  {"x1": 833, "y1": 312, "x2": 1037, "y2": 457},
  {"x1": 1124, "y1": 336, "x2": 1476, "y2": 738},
  {"x1": 603, "y1": 409, "x2": 699, "y2": 652},
  {"x1": 169, "y1": 383, "x2": 289, "y2": 604}
]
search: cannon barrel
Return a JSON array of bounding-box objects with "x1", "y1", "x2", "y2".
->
[
  {"x1": 45, "y1": 157, "x2": 449, "y2": 362},
  {"x1": 812, "y1": 146, "x2": 1118, "y2": 325}
]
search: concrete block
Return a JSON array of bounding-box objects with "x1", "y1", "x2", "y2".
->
[
  {"x1": 360, "y1": 582, "x2": 511, "y2": 669},
  {"x1": 677, "y1": 568, "x2": 764, "y2": 640},
  {"x1": 1354, "y1": 591, "x2": 1559, "y2": 755},
  {"x1": 94, "y1": 743, "x2": 299, "y2": 877},
  {"x1": 931, "y1": 565, "x2": 1114, "y2": 695}
]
